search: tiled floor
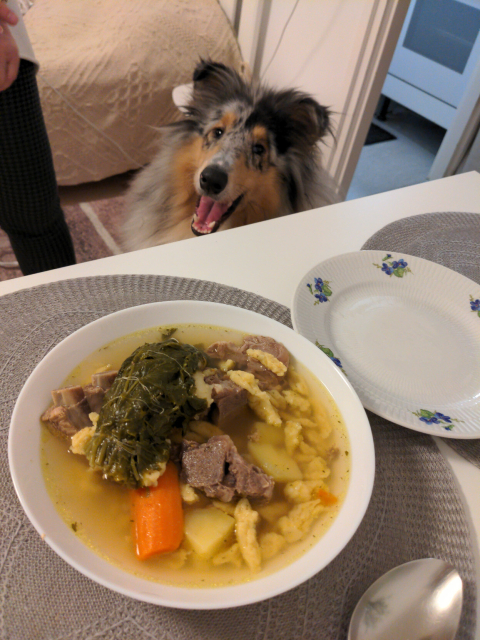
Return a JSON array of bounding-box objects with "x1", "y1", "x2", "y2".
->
[{"x1": 347, "y1": 100, "x2": 446, "y2": 200}]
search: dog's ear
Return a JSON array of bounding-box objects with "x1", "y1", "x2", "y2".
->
[
  {"x1": 193, "y1": 60, "x2": 229, "y2": 84},
  {"x1": 281, "y1": 95, "x2": 331, "y2": 148},
  {"x1": 254, "y1": 90, "x2": 332, "y2": 154},
  {"x1": 192, "y1": 60, "x2": 239, "y2": 97},
  {"x1": 190, "y1": 59, "x2": 247, "y2": 111},
  {"x1": 297, "y1": 97, "x2": 332, "y2": 142}
]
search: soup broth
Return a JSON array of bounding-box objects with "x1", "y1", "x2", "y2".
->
[{"x1": 41, "y1": 324, "x2": 350, "y2": 587}]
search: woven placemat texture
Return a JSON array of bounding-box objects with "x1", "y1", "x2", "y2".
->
[
  {"x1": 0, "y1": 275, "x2": 476, "y2": 640},
  {"x1": 362, "y1": 211, "x2": 480, "y2": 467}
]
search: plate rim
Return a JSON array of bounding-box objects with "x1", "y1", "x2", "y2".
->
[{"x1": 291, "y1": 250, "x2": 480, "y2": 440}]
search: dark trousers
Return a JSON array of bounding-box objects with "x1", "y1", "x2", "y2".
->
[{"x1": 0, "y1": 59, "x2": 76, "y2": 275}]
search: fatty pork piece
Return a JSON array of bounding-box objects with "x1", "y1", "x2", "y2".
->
[
  {"x1": 41, "y1": 369, "x2": 118, "y2": 438},
  {"x1": 205, "y1": 335, "x2": 289, "y2": 390},
  {"x1": 83, "y1": 370, "x2": 119, "y2": 412},
  {"x1": 203, "y1": 370, "x2": 248, "y2": 427},
  {"x1": 181, "y1": 435, "x2": 274, "y2": 502}
]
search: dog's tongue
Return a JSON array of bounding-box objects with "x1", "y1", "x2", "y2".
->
[{"x1": 193, "y1": 196, "x2": 230, "y2": 234}]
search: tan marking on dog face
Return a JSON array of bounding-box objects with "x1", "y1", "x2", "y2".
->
[
  {"x1": 230, "y1": 155, "x2": 282, "y2": 225},
  {"x1": 206, "y1": 111, "x2": 238, "y2": 144},
  {"x1": 250, "y1": 125, "x2": 270, "y2": 168},
  {"x1": 221, "y1": 111, "x2": 238, "y2": 130},
  {"x1": 252, "y1": 126, "x2": 269, "y2": 148}
]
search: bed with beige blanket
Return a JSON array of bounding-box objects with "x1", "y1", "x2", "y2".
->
[{"x1": 23, "y1": 0, "x2": 244, "y2": 185}]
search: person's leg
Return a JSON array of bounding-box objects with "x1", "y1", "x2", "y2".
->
[{"x1": 0, "y1": 59, "x2": 76, "y2": 275}]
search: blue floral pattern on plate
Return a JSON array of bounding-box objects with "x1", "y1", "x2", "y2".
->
[
  {"x1": 373, "y1": 254, "x2": 412, "y2": 278},
  {"x1": 306, "y1": 277, "x2": 332, "y2": 304},
  {"x1": 412, "y1": 409, "x2": 463, "y2": 431},
  {"x1": 315, "y1": 342, "x2": 346, "y2": 374},
  {"x1": 470, "y1": 295, "x2": 480, "y2": 317}
]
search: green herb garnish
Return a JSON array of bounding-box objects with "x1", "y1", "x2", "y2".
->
[{"x1": 84, "y1": 339, "x2": 207, "y2": 488}]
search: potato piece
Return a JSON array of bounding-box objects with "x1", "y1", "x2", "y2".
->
[
  {"x1": 184, "y1": 508, "x2": 235, "y2": 559},
  {"x1": 248, "y1": 442, "x2": 302, "y2": 483},
  {"x1": 252, "y1": 422, "x2": 284, "y2": 447}
]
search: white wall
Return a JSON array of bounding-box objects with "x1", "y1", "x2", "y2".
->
[{"x1": 236, "y1": 0, "x2": 409, "y2": 196}]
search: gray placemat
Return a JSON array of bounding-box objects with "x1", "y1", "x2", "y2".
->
[
  {"x1": 0, "y1": 275, "x2": 476, "y2": 640},
  {"x1": 362, "y1": 211, "x2": 480, "y2": 467}
]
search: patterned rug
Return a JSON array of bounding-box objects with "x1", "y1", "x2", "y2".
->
[{"x1": 0, "y1": 195, "x2": 126, "y2": 281}]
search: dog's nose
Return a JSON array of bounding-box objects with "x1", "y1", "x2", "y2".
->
[{"x1": 200, "y1": 165, "x2": 228, "y2": 196}]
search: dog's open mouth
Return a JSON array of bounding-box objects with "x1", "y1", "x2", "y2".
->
[{"x1": 191, "y1": 194, "x2": 243, "y2": 236}]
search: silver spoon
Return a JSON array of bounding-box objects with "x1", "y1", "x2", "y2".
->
[{"x1": 348, "y1": 558, "x2": 463, "y2": 640}]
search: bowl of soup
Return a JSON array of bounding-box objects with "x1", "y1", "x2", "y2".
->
[{"x1": 9, "y1": 300, "x2": 374, "y2": 609}]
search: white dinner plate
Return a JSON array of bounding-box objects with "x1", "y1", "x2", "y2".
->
[{"x1": 292, "y1": 250, "x2": 480, "y2": 438}]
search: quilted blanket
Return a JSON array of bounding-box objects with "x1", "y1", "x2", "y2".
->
[{"x1": 25, "y1": 0, "x2": 244, "y2": 185}]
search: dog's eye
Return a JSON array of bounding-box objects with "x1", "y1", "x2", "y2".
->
[
  {"x1": 213, "y1": 128, "x2": 224, "y2": 139},
  {"x1": 252, "y1": 143, "x2": 265, "y2": 156}
]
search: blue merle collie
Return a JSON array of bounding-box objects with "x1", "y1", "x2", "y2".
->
[{"x1": 121, "y1": 61, "x2": 336, "y2": 249}]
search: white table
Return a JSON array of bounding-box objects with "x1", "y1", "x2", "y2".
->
[{"x1": 2, "y1": 170, "x2": 480, "y2": 622}]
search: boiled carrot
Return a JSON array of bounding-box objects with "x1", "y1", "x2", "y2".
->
[
  {"x1": 131, "y1": 462, "x2": 184, "y2": 560},
  {"x1": 318, "y1": 488, "x2": 338, "y2": 506}
]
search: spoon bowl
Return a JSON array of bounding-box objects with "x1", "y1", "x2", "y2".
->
[{"x1": 348, "y1": 558, "x2": 463, "y2": 640}]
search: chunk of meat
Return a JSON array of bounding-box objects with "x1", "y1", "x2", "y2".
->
[
  {"x1": 205, "y1": 341, "x2": 247, "y2": 363},
  {"x1": 83, "y1": 370, "x2": 118, "y2": 412},
  {"x1": 205, "y1": 335, "x2": 289, "y2": 390},
  {"x1": 42, "y1": 384, "x2": 92, "y2": 438},
  {"x1": 241, "y1": 336, "x2": 289, "y2": 389},
  {"x1": 226, "y1": 444, "x2": 275, "y2": 501},
  {"x1": 204, "y1": 371, "x2": 248, "y2": 427},
  {"x1": 91, "y1": 370, "x2": 118, "y2": 390},
  {"x1": 41, "y1": 405, "x2": 80, "y2": 439},
  {"x1": 240, "y1": 336, "x2": 289, "y2": 368},
  {"x1": 181, "y1": 436, "x2": 235, "y2": 501},
  {"x1": 83, "y1": 384, "x2": 105, "y2": 413},
  {"x1": 48, "y1": 385, "x2": 91, "y2": 430},
  {"x1": 180, "y1": 435, "x2": 274, "y2": 502},
  {"x1": 51, "y1": 385, "x2": 85, "y2": 407},
  {"x1": 42, "y1": 370, "x2": 119, "y2": 438}
]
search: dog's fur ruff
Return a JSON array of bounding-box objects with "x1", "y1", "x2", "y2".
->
[{"x1": 121, "y1": 60, "x2": 337, "y2": 250}]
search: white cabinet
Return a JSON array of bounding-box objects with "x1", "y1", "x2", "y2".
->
[{"x1": 382, "y1": 0, "x2": 480, "y2": 129}]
